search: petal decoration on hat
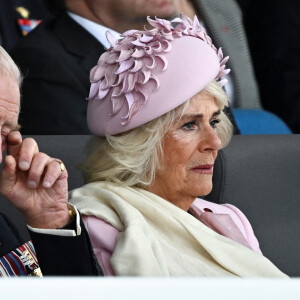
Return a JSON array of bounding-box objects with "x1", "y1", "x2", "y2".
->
[
  {"x1": 217, "y1": 48, "x2": 224, "y2": 61},
  {"x1": 90, "y1": 65, "x2": 104, "y2": 82},
  {"x1": 106, "y1": 52, "x2": 119, "y2": 64},
  {"x1": 117, "y1": 49, "x2": 134, "y2": 62},
  {"x1": 127, "y1": 72, "x2": 139, "y2": 92},
  {"x1": 125, "y1": 92, "x2": 134, "y2": 110},
  {"x1": 132, "y1": 48, "x2": 146, "y2": 58},
  {"x1": 141, "y1": 70, "x2": 151, "y2": 84},
  {"x1": 98, "y1": 86, "x2": 110, "y2": 99},
  {"x1": 218, "y1": 79, "x2": 228, "y2": 87},
  {"x1": 145, "y1": 56, "x2": 157, "y2": 69},
  {"x1": 144, "y1": 46, "x2": 154, "y2": 55},
  {"x1": 115, "y1": 57, "x2": 135, "y2": 74},
  {"x1": 140, "y1": 34, "x2": 154, "y2": 43},
  {"x1": 106, "y1": 31, "x2": 118, "y2": 47},
  {"x1": 131, "y1": 39, "x2": 147, "y2": 47},
  {"x1": 88, "y1": 81, "x2": 100, "y2": 99},
  {"x1": 216, "y1": 65, "x2": 226, "y2": 78},
  {"x1": 153, "y1": 55, "x2": 168, "y2": 72},
  {"x1": 135, "y1": 83, "x2": 149, "y2": 103},
  {"x1": 130, "y1": 59, "x2": 143, "y2": 73},
  {"x1": 220, "y1": 56, "x2": 229, "y2": 67},
  {"x1": 121, "y1": 92, "x2": 138, "y2": 124},
  {"x1": 88, "y1": 14, "x2": 230, "y2": 125},
  {"x1": 111, "y1": 95, "x2": 125, "y2": 114}
]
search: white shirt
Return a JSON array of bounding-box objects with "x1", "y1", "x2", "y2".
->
[
  {"x1": 28, "y1": 204, "x2": 81, "y2": 236},
  {"x1": 67, "y1": 11, "x2": 120, "y2": 49},
  {"x1": 223, "y1": 74, "x2": 234, "y2": 105}
]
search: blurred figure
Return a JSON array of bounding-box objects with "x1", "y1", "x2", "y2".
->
[
  {"x1": 11, "y1": 0, "x2": 239, "y2": 135},
  {"x1": 10, "y1": 0, "x2": 178, "y2": 134}
]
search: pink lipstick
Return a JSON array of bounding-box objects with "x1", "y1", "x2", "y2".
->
[{"x1": 191, "y1": 164, "x2": 214, "y2": 174}]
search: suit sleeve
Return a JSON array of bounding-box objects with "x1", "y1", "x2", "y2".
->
[{"x1": 29, "y1": 213, "x2": 103, "y2": 276}]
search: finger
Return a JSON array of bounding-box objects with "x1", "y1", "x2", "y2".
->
[
  {"x1": 18, "y1": 138, "x2": 39, "y2": 171},
  {"x1": 7, "y1": 131, "x2": 22, "y2": 158},
  {"x1": 55, "y1": 160, "x2": 68, "y2": 181},
  {"x1": 42, "y1": 160, "x2": 66, "y2": 188},
  {"x1": 27, "y1": 152, "x2": 51, "y2": 189},
  {"x1": 0, "y1": 155, "x2": 17, "y2": 191}
]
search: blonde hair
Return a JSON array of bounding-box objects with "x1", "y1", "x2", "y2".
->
[
  {"x1": 0, "y1": 46, "x2": 22, "y2": 87},
  {"x1": 81, "y1": 81, "x2": 233, "y2": 187}
]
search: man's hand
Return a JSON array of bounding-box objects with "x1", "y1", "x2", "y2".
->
[{"x1": 0, "y1": 131, "x2": 70, "y2": 229}]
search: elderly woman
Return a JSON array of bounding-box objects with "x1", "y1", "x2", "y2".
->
[{"x1": 70, "y1": 15, "x2": 286, "y2": 277}]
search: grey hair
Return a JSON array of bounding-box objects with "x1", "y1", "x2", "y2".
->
[
  {"x1": 0, "y1": 46, "x2": 22, "y2": 87},
  {"x1": 81, "y1": 81, "x2": 233, "y2": 187}
]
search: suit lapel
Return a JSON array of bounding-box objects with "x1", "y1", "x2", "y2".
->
[{"x1": 53, "y1": 13, "x2": 106, "y2": 74}]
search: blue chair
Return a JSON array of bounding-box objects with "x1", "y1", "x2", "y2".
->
[{"x1": 232, "y1": 109, "x2": 292, "y2": 134}]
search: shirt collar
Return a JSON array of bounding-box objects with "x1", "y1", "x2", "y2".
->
[{"x1": 67, "y1": 11, "x2": 120, "y2": 49}]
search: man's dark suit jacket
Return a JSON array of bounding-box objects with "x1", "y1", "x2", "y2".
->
[
  {"x1": 29, "y1": 215, "x2": 102, "y2": 276},
  {"x1": 10, "y1": 12, "x2": 106, "y2": 135},
  {"x1": 0, "y1": 0, "x2": 52, "y2": 51},
  {"x1": 0, "y1": 212, "x2": 102, "y2": 276},
  {"x1": 0, "y1": 213, "x2": 26, "y2": 257}
]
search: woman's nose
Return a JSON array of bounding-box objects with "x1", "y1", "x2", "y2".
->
[{"x1": 199, "y1": 126, "x2": 222, "y2": 152}]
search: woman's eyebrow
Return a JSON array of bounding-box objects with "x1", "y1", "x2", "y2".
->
[
  {"x1": 212, "y1": 110, "x2": 221, "y2": 117},
  {"x1": 183, "y1": 110, "x2": 221, "y2": 120}
]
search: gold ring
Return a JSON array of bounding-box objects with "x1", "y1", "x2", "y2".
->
[
  {"x1": 59, "y1": 162, "x2": 65, "y2": 172},
  {"x1": 54, "y1": 159, "x2": 65, "y2": 172}
]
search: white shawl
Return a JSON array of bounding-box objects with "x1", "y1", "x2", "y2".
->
[{"x1": 70, "y1": 181, "x2": 287, "y2": 277}]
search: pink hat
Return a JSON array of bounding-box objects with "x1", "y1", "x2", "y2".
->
[{"x1": 87, "y1": 15, "x2": 230, "y2": 136}]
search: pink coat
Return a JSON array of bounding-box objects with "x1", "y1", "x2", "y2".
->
[{"x1": 83, "y1": 198, "x2": 262, "y2": 276}]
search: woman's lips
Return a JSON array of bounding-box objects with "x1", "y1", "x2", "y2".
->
[{"x1": 191, "y1": 164, "x2": 214, "y2": 174}]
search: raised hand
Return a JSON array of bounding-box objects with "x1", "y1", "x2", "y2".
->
[{"x1": 0, "y1": 131, "x2": 70, "y2": 229}]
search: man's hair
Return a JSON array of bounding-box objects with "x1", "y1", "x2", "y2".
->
[
  {"x1": 0, "y1": 46, "x2": 22, "y2": 87},
  {"x1": 80, "y1": 80, "x2": 233, "y2": 188}
]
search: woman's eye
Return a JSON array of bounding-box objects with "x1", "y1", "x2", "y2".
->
[
  {"x1": 210, "y1": 119, "x2": 220, "y2": 129},
  {"x1": 182, "y1": 121, "x2": 197, "y2": 130}
]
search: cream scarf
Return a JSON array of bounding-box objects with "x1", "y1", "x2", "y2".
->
[{"x1": 70, "y1": 181, "x2": 287, "y2": 277}]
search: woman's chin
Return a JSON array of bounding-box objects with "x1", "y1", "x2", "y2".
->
[{"x1": 193, "y1": 183, "x2": 213, "y2": 198}]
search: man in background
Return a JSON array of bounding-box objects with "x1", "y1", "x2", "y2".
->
[{"x1": 10, "y1": 0, "x2": 178, "y2": 134}]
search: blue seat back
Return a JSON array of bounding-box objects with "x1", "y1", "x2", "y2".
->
[{"x1": 232, "y1": 109, "x2": 292, "y2": 134}]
